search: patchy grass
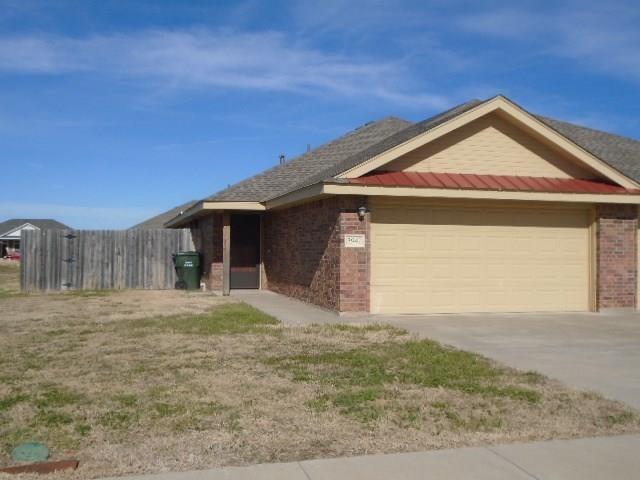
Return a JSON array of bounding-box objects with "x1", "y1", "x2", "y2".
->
[
  {"x1": 129, "y1": 303, "x2": 280, "y2": 335},
  {"x1": 269, "y1": 339, "x2": 542, "y2": 424},
  {"x1": 0, "y1": 265, "x2": 638, "y2": 479},
  {"x1": 0, "y1": 261, "x2": 21, "y2": 298},
  {"x1": 54, "y1": 289, "x2": 113, "y2": 299}
]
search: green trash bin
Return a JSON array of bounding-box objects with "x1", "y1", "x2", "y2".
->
[{"x1": 172, "y1": 251, "x2": 201, "y2": 290}]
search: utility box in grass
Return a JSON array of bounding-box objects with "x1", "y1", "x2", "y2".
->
[{"x1": 172, "y1": 251, "x2": 201, "y2": 290}]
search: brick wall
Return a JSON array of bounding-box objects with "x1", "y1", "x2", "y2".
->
[
  {"x1": 597, "y1": 204, "x2": 637, "y2": 309},
  {"x1": 338, "y1": 197, "x2": 370, "y2": 312},
  {"x1": 263, "y1": 196, "x2": 370, "y2": 312},
  {"x1": 263, "y1": 198, "x2": 341, "y2": 310},
  {"x1": 190, "y1": 213, "x2": 223, "y2": 290}
]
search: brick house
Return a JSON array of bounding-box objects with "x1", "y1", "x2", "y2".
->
[{"x1": 168, "y1": 95, "x2": 640, "y2": 314}]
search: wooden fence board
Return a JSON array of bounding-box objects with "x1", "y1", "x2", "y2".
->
[{"x1": 21, "y1": 229, "x2": 194, "y2": 291}]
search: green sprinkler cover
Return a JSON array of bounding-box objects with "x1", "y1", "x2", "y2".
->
[{"x1": 11, "y1": 442, "x2": 50, "y2": 462}]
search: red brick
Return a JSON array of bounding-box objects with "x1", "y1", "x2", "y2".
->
[
  {"x1": 262, "y1": 196, "x2": 370, "y2": 312},
  {"x1": 597, "y1": 204, "x2": 637, "y2": 309},
  {"x1": 190, "y1": 214, "x2": 223, "y2": 289}
]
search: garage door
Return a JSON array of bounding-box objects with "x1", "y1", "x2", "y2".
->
[{"x1": 371, "y1": 198, "x2": 592, "y2": 314}]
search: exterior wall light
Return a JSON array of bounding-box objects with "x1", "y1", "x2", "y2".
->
[{"x1": 357, "y1": 206, "x2": 368, "y2": 220}]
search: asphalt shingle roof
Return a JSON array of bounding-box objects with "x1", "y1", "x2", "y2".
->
[
  {"x1": 199, "y1": 97, "x2": 640, "y2": 205},
  {"x1": 130, "y1": 200, "x2": 197, "y2": 229},
  {"x1": 205, "y1": 116, "x2": 412, "y2": 202},
  {"x1": 0, "y1": 219, "x2": 70, "y2": 237},
  {"x1": 537, "y1": 116, "x2": 640, "y2": 183}
]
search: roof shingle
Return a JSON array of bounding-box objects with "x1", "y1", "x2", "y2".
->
[
  {"x1": 198, "y1": 97, "x2": 640, "y2": 205},
  {"x1": 537, "y1": 116, "x2": 640, "y2": 183},
  {"x1": 205, "y1": 116, "x2": 412, "y2": 202},
  {"x1": 130, "y1": 201, "x2": 197, "y2": 229}
]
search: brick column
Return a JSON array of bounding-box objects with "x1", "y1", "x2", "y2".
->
[
  {"x1": 596, "y1": 204, "x2": 637, "y2": 309},
  {"x1": 338, "y1": 196, "x2": 370, "y2": 312}
]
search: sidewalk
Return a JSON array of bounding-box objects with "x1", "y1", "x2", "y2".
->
[
  {"x1": 102, "y1": 434, "x2": 640, "y2": 480},
  {"x1": 232, "y1": 289, "x2": 346, "y2": 325}
]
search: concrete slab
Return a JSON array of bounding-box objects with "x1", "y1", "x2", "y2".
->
[
  {"x1": 100, "y1": 435, "x2": 640, "y2": 479},
  {"x1": 100, "y1": 462, "x2": 308, "y2": 480},
  {"x1": 232, "y1": 289, "x2": 340, "y2": 325},
  {"x1": 299, "y1": 447, "x2": 533, "y2": 480},
  {"x1": 232, "y1": 290, "x2": 640, "y2": 408},
  {"x1": 384, "y1": 311, "x2": 640, "y2": 408},
  {"x1": 491, "y1": 434, "x2": 640, "y2": 480}
]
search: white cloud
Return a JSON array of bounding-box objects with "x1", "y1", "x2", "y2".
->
[
  {"x1": 457, "y1": 3, "x2": 640, "y2": 80},
  {"x1": 0, "y1": 29, "x2": 452, "y2": 108}
]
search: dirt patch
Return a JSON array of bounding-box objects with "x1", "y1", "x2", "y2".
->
[{"x1": 1, "y1": 269, "x2": 639, "y2": 479}]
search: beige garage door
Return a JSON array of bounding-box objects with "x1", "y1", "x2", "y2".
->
[{"x1": 371, "y1": 198, "x2": 592, "y2": 314}]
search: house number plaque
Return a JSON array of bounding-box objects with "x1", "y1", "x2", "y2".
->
[{"x1": 344, "y1": 234, "x2": 366, "y2": 248}]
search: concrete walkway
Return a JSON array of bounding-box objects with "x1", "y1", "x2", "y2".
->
[
  {"x1": 102, "y1": 434, "x2": 640, "y2": 479},
  {"x1": 232, "y1": 290, "x2": 342, "y2": 325}
]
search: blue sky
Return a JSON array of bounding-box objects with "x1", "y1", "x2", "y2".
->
[{"x1": 1, "y1": 0, "x2": 639, "y2": 228}]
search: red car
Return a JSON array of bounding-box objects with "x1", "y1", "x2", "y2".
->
[{"x1": 6, "y1": 251, "x2": 21, "y2": 261}]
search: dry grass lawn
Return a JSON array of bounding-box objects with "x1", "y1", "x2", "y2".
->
[{"x1": 1, "y1": 262, "x2": 639, "y2": 479}]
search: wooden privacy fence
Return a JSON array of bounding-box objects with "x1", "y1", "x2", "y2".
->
[{"x1": 21, "y1": 229, "x2": 194, "y2": 291}]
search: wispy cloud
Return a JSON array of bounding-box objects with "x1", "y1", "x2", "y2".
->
[
  {"x1": 457, "y1": 2, "x2": 640, "y2": 80},
  {"x1": 0, "y1": 29, "x2": 452, "y2": 109}
]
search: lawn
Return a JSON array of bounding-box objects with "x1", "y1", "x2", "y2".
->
[
  {"x1": 0, "y1": 260, "x2": 20, "y2": 298},
  {"x1": 1, "y1": 266, "x2": 639, "y2": 479}
]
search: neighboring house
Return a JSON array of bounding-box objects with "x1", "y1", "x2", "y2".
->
[
  {"x1": 167, "y1": 95, "x2": 640, "y2": 314},
  {"x1": 0, "y1": 219, "x2": 70, "y2": 257},
  {"x1": 130, "y1": 200, "x2": 196, "y2": 229}
]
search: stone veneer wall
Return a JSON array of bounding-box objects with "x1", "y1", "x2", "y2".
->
[{"x1": 597, "y1": 204, "x2": 637, "y2": 309}]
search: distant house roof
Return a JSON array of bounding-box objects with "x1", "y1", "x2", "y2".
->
[
  {"x1": 130, "y1": 201, "x2": 197, "y2": 229},
  {"x1": 0, "y1": 219, "x2": 70, "y2": 238},
  {"x1": 200, "y1": 97, "x2": 640, "y2": 204}
]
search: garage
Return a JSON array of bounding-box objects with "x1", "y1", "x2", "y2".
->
[{"x1": 370, "y1": 197, "x2": 593, "y2": 314}]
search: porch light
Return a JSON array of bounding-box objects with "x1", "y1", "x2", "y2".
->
[{"x1": 357, "y1": 206, "x2": 368, "y2": 220}]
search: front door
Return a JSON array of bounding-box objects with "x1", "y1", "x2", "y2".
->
[{"x1": 230, "y1": 214, "x2": 261, "y2": 289}]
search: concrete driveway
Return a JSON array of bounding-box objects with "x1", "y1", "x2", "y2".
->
[
  {"x1": 380, "y1": 311, "x2": 640, "y2": 409},
  {"x1": 235, "y1": 291, "x2": 640, "y2": 409}
]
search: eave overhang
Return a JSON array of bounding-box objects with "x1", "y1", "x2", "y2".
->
[{"x1": 165, "y1": 201, "x2": 266, "y2": 227}]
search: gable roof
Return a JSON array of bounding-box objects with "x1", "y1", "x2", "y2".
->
[
  {"x1": 189, "y1": 95, "x2": 640, "y2": 212},
  {"x1": 536, "y1": 116, "x2": 640, "y2": 184},
  {"x1": 130, "y1": 200, "x2": 197, "y2": 229},
  {"x1": 0, "y1": 219, "x2": 70, "y2": 237}
]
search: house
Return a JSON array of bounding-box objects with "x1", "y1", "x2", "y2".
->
[
  {"x1": 130, "y1": 200, "x2": 196, "y2": 229},
  {"x1": 0, "y1": 219, "x2": 70, "y2": 258},
  {"x1": 167, "y1": 95, "x2": 640, "y2": 314}
]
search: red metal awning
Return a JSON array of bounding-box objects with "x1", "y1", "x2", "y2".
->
[{"x1": 347, "y1": 171, "x2": 638, "y2": 194}]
